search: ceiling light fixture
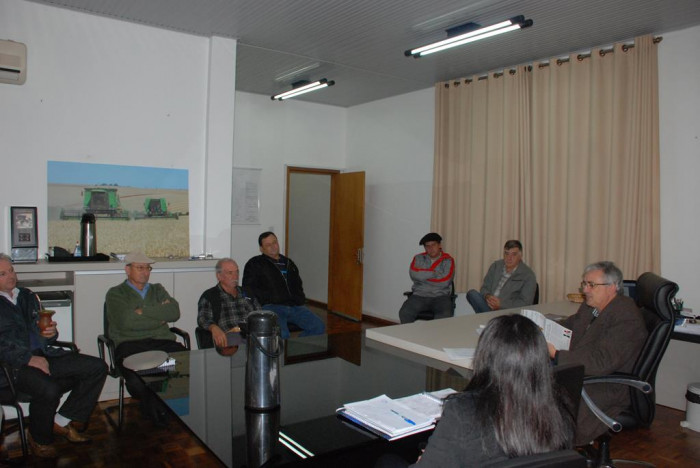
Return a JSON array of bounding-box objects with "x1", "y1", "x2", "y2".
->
[
  {"x1": 405, "y1": 15, "x2": 533, "y2": 58},
  {"x1": 271, "y1": 79, "x2": 335, "y2": 101}
]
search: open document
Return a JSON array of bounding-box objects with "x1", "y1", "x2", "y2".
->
[
  {"x1": 521, "y1": 309, "x2": 573, "y2": 350},
  {"x1": 337, "y1": 391, "x2": 454, "y2": 440}
]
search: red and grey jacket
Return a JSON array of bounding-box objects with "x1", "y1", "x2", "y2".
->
[{"x1": 409, "y1": 252, "x2": 454, "y2": 297}]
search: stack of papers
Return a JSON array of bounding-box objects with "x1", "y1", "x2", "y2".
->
[{"x1": 337, "y1": 389, "x2": 457, "y2": 440}]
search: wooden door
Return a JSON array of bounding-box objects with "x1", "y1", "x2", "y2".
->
[{"x1": 328, "y1": 172, "x2": 365, "y2": 320}]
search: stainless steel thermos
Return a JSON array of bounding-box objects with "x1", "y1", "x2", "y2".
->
[
  {"x1": 80, "y1": 213, "x2": 96, "y2": 257},
  {"x1": 245, "y1": 310, "x2": 281, "y2": 410}
]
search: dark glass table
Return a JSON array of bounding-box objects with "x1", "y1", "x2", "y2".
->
[{"x1": 139, "y1": 331, "x2": 468, "y2": 467}]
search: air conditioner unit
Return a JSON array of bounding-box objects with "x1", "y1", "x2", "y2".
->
[{"x1": 0, "y1": 39, "x2": 27, "y2": 85}]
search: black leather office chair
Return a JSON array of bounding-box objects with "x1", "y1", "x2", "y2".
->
[
  {"x1": 195, "y1": 326, "x2": 214, "y2": 349},
  {"x1": 484, "y1": 450, "x2": 587, "y2": 468},
  {"x1": 581, "y1": 272, "x2": 678, "y2": 467},
  {"x1": 533, "y1": 283, "x2": 540, "y2": 305},
  {"x1": 97, "y1": 303, "x2": 190, "y2": 429},
  {"x1": 402, "y1": 282, "x2": 457, "y2": 321},
  {"x1": 0, "y1": 340, "x2": 78, "y2": 459}
]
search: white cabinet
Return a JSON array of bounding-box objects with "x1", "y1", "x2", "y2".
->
[{"x1": 16, "y1": 260, "x2": 217, "y2": 400}]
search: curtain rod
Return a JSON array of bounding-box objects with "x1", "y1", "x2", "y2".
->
[{"x1": 448, "y1": 36, "x2": 662, "y2": 85}]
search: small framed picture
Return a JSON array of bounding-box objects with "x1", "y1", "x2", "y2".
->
[{"x1": 11, "y1": 206, "x2": 38, "y2": 248}]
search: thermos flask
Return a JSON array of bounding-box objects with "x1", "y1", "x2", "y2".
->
[
  {"x1": 80, "y1": 213, "x2": 96, "y2": 257},
  {"x1": 245, "y1": 310, "x2": 281, "y2": 411}
]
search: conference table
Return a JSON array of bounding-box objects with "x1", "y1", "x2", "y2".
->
[
  {"x1": 366, "y1": 301, "x2": 580, "y2": 374},
  {"x1": 140, "y1": 331, "x2": 469, "y2": 467},
  {"x1": 141, "y1": 301, "x2": 580, "y2": 467}
]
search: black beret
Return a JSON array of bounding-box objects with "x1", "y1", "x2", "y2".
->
[{"x1": 419, "y1": 232, "x2": 442, "y2": 245}]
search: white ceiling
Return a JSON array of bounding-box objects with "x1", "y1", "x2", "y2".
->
[{"x1": 28, "y1": 0, "x2": 700, "y2": 107}]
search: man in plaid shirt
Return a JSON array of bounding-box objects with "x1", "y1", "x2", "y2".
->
[{"x1": 197, "y1": 258, "x2": 261, "y2": 348}]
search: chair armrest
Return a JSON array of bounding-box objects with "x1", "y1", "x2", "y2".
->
[
  {"x1": 170, "y1": 327, "x2": 191, "y2": 351},
  {"x1": 583, "y1": 373, "x2": 652, "y2": 393},
  {"x1": 403, "y1": 291, "x2": 412, "y2": 297},
  {"x1": 97, "y1": 334, "x2": 119, "y2": 376},
  {"x1": 54, "y1": 340, "x2": 79, "y2": 353},
  {"x1": 581, "y1": 374, "x2": 653, "y2": 432}
]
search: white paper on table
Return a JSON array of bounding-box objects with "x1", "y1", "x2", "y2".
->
[{"x1": 443, "y1": 347, "x2": 476, "y2": 360}]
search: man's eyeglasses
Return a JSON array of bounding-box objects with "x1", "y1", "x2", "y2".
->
[
  {"x1": 580, "y1": 281, "x2": 611, "y2": 289},
  {"x1": 128, "y1": 265, "x2": 153, "y2": 272}
]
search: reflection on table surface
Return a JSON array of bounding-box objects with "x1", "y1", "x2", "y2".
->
[{"x1": 142, "y1": 331, "x2": 467, "y2": 467}]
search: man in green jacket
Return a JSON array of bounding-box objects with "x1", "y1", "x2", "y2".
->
[{"x1": 105, "y1": 251, "x2": 185, "y2": 426}]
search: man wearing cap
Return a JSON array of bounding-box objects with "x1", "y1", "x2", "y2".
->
[
  {"x1": 466, "y1": 240, "x2": 537, "y2": 313},
  {"x1": 105, "y1": 251, "x2": 186, "y2": 426},
  {"x1": 398, "y1": 233, "x2": 455, "y2": 324}
]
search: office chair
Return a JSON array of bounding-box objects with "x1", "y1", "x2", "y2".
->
[
  {"x1": 533, "y1": 283, "x2": 540, "y2": 305},
  {"x1": 195, "y1": 326, "x2": 214, "y2": 349},
  {"x1": 0, "y1": 341, "x2": 78, "y2": 459},
  {"x1": 402, "y1": 282, "x2": 457, "y2": 321},
  {"x1": 97, "y1": 303, "x2": 190, "y2": 429},
  {"x1": 580, "y1": 272, "x2": 678, "y2": 467}
]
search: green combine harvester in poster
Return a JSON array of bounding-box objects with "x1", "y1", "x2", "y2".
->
[
  {"x1": 60, "y1": 187, "x2": 130, "y2": 220},
  {"x1": 133, "y1": 198, "x2": 179, "y2": 219}
]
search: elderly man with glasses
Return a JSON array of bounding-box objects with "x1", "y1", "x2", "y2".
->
[
  {"x1": 105, "y1": 251, "x2": 186, "y2": 426},
  {"x1": 549, "y1": 261, "x2": 647, "y2": 446}
]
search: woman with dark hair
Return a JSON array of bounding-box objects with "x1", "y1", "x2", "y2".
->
[{"x1": 405, "y1": 314, "x2": 575, "y2": 467}]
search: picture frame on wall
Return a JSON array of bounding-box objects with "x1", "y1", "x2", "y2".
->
[{"x1": 10, "y1": 206, "x2": 38, "y2": 263}]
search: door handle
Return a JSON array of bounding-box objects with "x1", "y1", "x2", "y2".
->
[{"x1": 356, "y1": 248, "x2": 364, "y2": 265}]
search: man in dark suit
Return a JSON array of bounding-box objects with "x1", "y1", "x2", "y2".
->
[
  {"x1": 549, "y1": 261, "x2": 647, "y2": 445},
  {"x1": 0, "y1": 253, "x2": 107, "y2": 458}
]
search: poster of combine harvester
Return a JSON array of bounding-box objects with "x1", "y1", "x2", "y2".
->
[{"x1": 47, "y1": 161, "x2": 189, "y2": 258}]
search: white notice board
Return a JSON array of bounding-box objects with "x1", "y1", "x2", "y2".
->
[{"x1": 232, "y1": 167, "x2": 261, "y2": 224}]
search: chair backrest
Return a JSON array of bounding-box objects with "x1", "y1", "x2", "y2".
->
[
  {"x1": 628, "y1": 272, "x2": 678, "y2": 426},
  {"x1": 103, "y1": 302, "x2": 110, "y2": 338},
  {"x1": 484, "y1": 449, "x2": 586, "y2": 468},
  {"x1": 533, "y1": 283, "x2": 540, "y2": 305},
  {"x1": 195, "y1": 326, "x2": 215, "y2": 349},
  {"x1": 553, "y1": 363, "x2": 584, "y2": 422}
]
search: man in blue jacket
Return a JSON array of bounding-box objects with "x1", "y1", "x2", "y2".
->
[
  {"x1": 0, "y1": 253, "x2": 107, "y2": 458},
  {"x1": 242, "y1": 232, "x2": 325, "y2": 339}
]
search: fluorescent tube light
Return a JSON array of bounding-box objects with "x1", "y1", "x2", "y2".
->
[
  {"x1": 405, "y1": 16, "x2": 533, "y2": 58},
  {"x1": 271, "y1": 79, "x2": 335, "y2": 101}
]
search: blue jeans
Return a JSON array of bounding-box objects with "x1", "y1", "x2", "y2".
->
[
  {"x1": 261, "y1": 304, "x2": 325, "y2": 339},
  {"x1": 466, "y1": 289, "x2": 493, "y2": 313}
]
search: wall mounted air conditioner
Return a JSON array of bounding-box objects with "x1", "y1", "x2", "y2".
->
[{"x1": 0, "y1": 39, "x2": 27, "y2": 85}]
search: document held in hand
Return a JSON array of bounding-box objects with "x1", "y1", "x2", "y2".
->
[{"x1": 521, "y1": 309, "x2": 572, "y2": 350}]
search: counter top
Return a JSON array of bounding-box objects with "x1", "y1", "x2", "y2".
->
[{"x1": 14, "y1": 258, "x2": 219, "y2": 273}]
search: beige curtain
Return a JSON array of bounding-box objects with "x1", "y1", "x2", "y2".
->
[{"x1": 432, "y1": 35, "x2": 660, "y2": 302}]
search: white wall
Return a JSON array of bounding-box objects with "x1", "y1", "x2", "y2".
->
[
  {"x1": 346, "y1": 26, "x2": 700, "y2": 322},
  {"x1": 659, "y1": 24, "x2": 700, "y2": 311},
  {"x1": 346, "y1": 89, "x2": 436, "y2": 321},
  {"x1": 0, "y1": 0, "x2": 235, "y2": 258},
  {"x1": 288, "y1": 172, "x2": 331, "y2": 302},
  {"x1": 231, "y1": 91, "x2": 346, "y2": 273}
]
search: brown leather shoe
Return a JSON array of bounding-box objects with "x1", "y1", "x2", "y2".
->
[
  {"x1": 28, "y1": 433, "x2": 57, "y2": 458},
  {"x1": 53, "y1": 422, "x2": 91, "y2": 443}
]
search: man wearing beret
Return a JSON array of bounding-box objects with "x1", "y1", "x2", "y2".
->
[
  {"x1": 466, "y1": 240, "x2": 537, "y2": 313},
  {"x1": 106, "y1": 251, "x2": 186, "y2": 426},
  {"x1": 399, "y1": 233, "x2": 455, "y2": 323}
]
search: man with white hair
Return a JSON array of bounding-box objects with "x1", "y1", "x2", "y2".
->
[
  {"x1": 106, "y1": 251, "x2": 186, "y2": 426},
  {"x1": 550, "y1": 261, "x2": 647, "y2": 445}
]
